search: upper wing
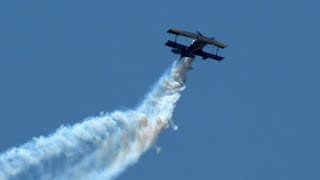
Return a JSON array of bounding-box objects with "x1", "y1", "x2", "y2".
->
[
  {"x1": 193, "y1": 50, "x2": 225, "y2": 61},
  {"x1": 167, "y1": 28, "x2": 200, "y2": 39},
  {"x1": 167, "y1": 28, "x2": 227, "y2": 49}
]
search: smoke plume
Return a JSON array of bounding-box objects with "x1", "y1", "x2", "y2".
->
[{"x1": 0, "y1": 58, "x2": 193, "y2": 180}]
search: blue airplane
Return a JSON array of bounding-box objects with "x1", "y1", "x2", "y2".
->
[{"x1": 165, "y1": 28, "x2": 227, "y2": 61}]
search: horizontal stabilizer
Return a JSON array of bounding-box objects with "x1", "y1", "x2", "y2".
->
[
  {"x1": 193, "y1": 50, "x2": 224, "y2": 61},
  {"x1": 165, "y1": 40, "x2": 187, "y2": 50}
]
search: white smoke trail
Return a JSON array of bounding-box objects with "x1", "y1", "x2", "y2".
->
[{"x1": 0, "y1": 58, "x2": 193, "y2": 180}]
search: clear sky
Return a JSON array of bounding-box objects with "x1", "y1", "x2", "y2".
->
[{"x1": 0, "y1": 0, "x2": 319, "y2": 179}]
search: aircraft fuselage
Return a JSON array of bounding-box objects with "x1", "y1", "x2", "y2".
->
[{"x1": 181, "y1": 40, "x2": 207, "y2": 58}]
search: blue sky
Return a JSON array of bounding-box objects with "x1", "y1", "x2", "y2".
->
[{"x1": 0, "y1": 0, "x2": 319, "y2": 179}]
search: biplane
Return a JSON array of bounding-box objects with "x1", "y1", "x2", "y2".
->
[{"x1": 165, "y1": 28, "x2": 227, "y2": 61}]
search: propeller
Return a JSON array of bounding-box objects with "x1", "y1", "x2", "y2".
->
[
  {"x1": 196, "y1": 31, "x2": 203, "y2": 36},
  {"x1": 197, "y1": 30, "x2": 215, "y2": 40}
]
